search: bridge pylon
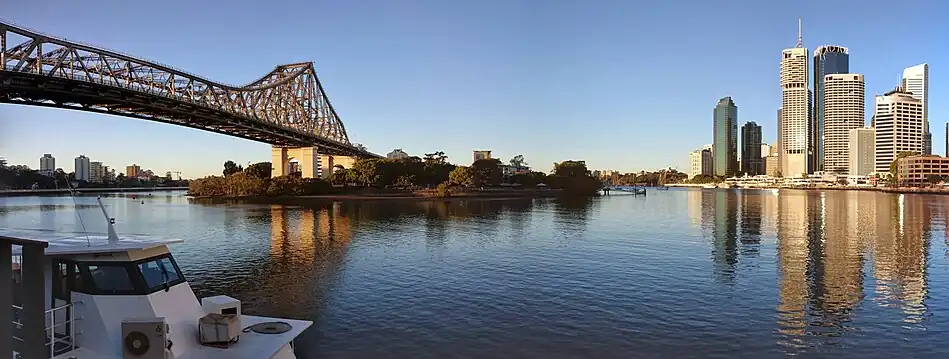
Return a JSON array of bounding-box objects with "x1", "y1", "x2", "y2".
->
[{"x1": 271, "y1": 146, "x2": 357, "y2": 179}]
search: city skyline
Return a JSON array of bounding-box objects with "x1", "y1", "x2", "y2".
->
[{"x1": 0, "y1": 0, "x2": 947, "y2": 177}]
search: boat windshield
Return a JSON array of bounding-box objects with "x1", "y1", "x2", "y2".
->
[{"x1": 56, "y1": 254, "x2": 186, "y2": 295}]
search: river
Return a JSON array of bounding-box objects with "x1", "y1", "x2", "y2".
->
[{"x1": 1, "y1": 189, "x2": 947, "y2": 358}]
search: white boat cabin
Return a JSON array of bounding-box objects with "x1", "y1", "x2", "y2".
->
[{"x1": 3, "y1": 198, "x2": 311, "y2": 359}]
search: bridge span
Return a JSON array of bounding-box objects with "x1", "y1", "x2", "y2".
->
[{"x1": 0, "y1": 20, "x2": 380, "y2": 179}]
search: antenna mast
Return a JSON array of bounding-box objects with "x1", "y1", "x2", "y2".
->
[{"x1": 796, "y1": 17, "x2": 803, "y2": 48}]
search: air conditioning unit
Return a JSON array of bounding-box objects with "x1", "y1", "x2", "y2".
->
[
  {"x1": 122, "y1": 317, "x2": 168, "y2": 359},
  {"x1": 201, "y1": 295, "x2": 241, "y2": 317}
]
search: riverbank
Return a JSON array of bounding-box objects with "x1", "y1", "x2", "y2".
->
[
  {"x1": 189, "y1": 188, "x2": 568, "y2": 202},
  {"x1": 0, "y1": 187, "x2": 188, "y2": 197},
  {"x1": 672, "y1": 184, "x2": 949, "y2": 195}
]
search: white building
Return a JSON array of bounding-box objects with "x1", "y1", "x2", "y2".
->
[
  {"x1": 386, "y1": 148, "x2": 410, "y2": 160},
  {"x1": 902, "y1": 63, "x2": 929, "y2": 154},
  {"x1": 689, "y1": 146, "x2": 713, "y2": 178},
  {"x1": 39, "y1": 153, "x2": 55, "y2": 176},
  {"x1": 822, "y1": 74, "x2": 865, "y2": 174},
  {"x1": 74, "y1": 155, "x2": 91, "y2": 182},
  {"x1": 848, "y1": 127, "x2": 875, "y2": 176},
  {"x1": 780, "y1": 19, "x2": 812, "y2": 177},
  {"x1": 874, "y1": 88, "x2": 924, "y2": 172}
]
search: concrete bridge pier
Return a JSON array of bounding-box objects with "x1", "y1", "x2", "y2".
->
[{"x1": 271, "y1": 146, "x2": 357, "y2": 179}]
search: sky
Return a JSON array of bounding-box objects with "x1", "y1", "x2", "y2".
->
[{"x1": 0, "y1": 0, "x2": 947, "y2": 178}]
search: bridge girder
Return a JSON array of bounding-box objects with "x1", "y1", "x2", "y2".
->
[{"x1": 0, "y1": 21, "x2": 380, "y2": 158}]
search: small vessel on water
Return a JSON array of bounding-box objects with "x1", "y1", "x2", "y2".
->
[{"x1": 2, "y1": 196, "x2": 311, "y2": 359}]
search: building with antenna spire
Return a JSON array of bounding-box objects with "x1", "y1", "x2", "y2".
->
[{"x1": 779, "y1": 18, "x2": 813, "y2": 177}]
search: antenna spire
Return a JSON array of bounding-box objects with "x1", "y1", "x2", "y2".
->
[{"x1": 796, "y1": 17, "x2": 803, "y2": 48}]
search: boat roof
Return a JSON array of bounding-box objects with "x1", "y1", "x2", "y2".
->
[{"x1": 1, "y1": 228, "x2": 184, "y2": 256}]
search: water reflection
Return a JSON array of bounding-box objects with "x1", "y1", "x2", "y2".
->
[{"x1": 688, "y1": 189, "x2": 935, "y2": 351}]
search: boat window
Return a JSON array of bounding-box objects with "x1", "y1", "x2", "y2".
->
[
  {"x1": 137, "y1": 256, "x2": 183, "y2": 290},
  {"x1": 85, "y1": 264, "x2": 136, "y2": 293}
]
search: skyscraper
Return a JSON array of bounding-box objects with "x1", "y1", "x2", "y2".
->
[
  {"x1": 741, "y1": 122, "x2": 763, "y2": 175},
  {"x1": 902, "y1": 64, "x2": 929, "y2": 154},
  {"x1": 813, "y1": 45, "x2": 850, "y2": 171},
  {"x1": 689, "y1": 147, "x2": 713, "y2": 178},
  {"x1": 713, "y1": 96, "x2": 738, "y2": 177},
  {"x1": 780, "y1": 19, "x2": 812, "y2": 177},
  {"x1": 74, "y1": 155, "x2": 91, "y2": 182},
  {"x1": 874, "y1": 87, "x2": 924, "y2": 172},
  {"x1": 39, "y1": 154, "x2": 55, "y2": 176},
  {"x1": 822, "y1": 74, "x2": 865, "y2": 175},
  {"x1": 848, "y1": 127, "x2": 875, "y2": 176}
]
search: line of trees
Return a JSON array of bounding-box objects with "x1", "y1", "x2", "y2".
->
[
  {"x1": 602, "y1": 168, "x2": 689, "y2": 186},
  {"x1": 189, "y1": 153, "x2": 604, "y2": 197}
]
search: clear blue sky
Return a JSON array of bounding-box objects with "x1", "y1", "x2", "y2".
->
[{"x1": 0, "y1": 0, "x2": 946, "y2": 178}]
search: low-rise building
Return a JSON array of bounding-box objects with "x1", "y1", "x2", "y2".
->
[
  {"x1": 896, "y1": 155, "x2": 949, "y2": 187},
  {"x1": 386, "y1": 149, "x2": 410, "y2": 160}
]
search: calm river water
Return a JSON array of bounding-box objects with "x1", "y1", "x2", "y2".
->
[{"x1": 2, "y1": 189, "x2": 949, "y2": 358}]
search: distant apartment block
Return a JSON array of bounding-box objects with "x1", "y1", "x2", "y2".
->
[
  {"x1": 689, "y1": 147, "x2": 713, "y2": 178},
  {"x1": 39, "y1": 153, "x2": 55, "y2": 176},
  {"x1": 473, "y1": 150, "x2": 492, "y2": 163},
  {"x1": 386, "y1": 148, "x2": 410, "y2": 160},
  {"x1": 780, "y1": 31, "x2": 812, "y2": 176},
  {"x1": 874, "y1": 87, "x2": 924, "y2": 173},
  {"x1": 848, "y1": 127, "x2": 875, "y2": 176},
  {"x1": 74, "y1": 155, "x2": 90, "y2": 182},
  {"x1": 897, "y1": 155, "x2": 949, "y2": 187},
  {"x1": 126, "y1": 164, "x2": 142, "y2": 177},
  {"x1": 90, "y1": 161, "x2": 106, "y2": 183}
]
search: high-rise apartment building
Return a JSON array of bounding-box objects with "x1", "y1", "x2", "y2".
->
[
  {"x1": 74, "y1": 155, "x2": 90, "y2": 182},
  {"x1": 39, "y1": 154, "x2": 55, "y2": 176},
  {"x1": 741, "y1": 122, "x2": 763, "y2": 175},
  {"x1": 848, "y1": 127, "x2": 875, "y2": 176},
  {"x1": 874, "y1": 87, "x2": 924, "y2": 172},
  {"x1": 689, "y1": 147, "x2": 713, "y2": 179},
  {"x1": 813, "y1": 45, "x2": 850, "y2": 171},
  {"x1": 822, "y1": 74, "x2": 865, "y2": 174},
  {"x1": 902, "y1": 64, "x2": 929, "y2": 154},
  {"x1": 946, "y1": 122, "x2": 948, "y2": 157},
  {"x1": 713, "y1": 97, "x2": 738, "y2": 177},
  {"x1": 90, "y1": 161, "x2": 106, "y2": 183},
  {"x1": 780, "y1": 19, "x2": 812, "y2": 177},
  {"x1": 126, "y1": 164, "x2": 142, "y2": 177}
]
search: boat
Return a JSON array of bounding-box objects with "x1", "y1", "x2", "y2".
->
[{"x1": 2, "y1": 196, "x2": 311, "y2": 359}]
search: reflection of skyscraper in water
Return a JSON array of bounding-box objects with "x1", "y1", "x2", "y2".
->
[
  {"x1": 813, "y1": 191, "x2": 864, "y2": 331},
  {"x1": 709, "y1": 191, "x2": 738, "y2": 281},
  {"x1": 687, "y1": 190, "x2": 703, "y2": 227},
  {"x1": 873, "y1": 194, "x2": 929, "y2": 325},
  {"x1": 739, "y1": 192, "x2": 762, "y2": 257},
  {"x1": 776, "y1": 192, "x2": 811, "y2": 338}
]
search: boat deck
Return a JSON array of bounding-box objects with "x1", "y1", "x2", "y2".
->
[{"x1": 51, "y1": 315, "x2": 312, "y2": 359}]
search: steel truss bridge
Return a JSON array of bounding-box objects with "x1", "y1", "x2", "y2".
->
[{"x1": 0, "y1": 21, "x2": 379, "y2": 158}]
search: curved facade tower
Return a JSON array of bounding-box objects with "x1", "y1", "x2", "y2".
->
[{"x1": 813, "y1": 46, "x2": 850, "y2": 171}]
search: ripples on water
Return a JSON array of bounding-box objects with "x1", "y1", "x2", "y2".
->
[{"x1": 2, "y1": 189, "x2": 948, "y2": 358}]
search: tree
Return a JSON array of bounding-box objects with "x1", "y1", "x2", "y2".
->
[
  {"x1": 329, "y1": 169, "x2": 351, "y2": 186},
  {"x1": 448, "y1": 166, "x2": 474, "y2": 186},
  {"x1": 690, "y1": 174, "x2": 715, "y2": 184},
  {"x1": 223, "y1": 160, "x2": 243, "y2": 176},
  {"x1": 245, "y1": 162, "x2": 272, "y2": 179},
  {"x1": 890, "y1": 151, "x2": 919, "y2": 180},
  {"x1": 352, "y1": 158, "x2": 384, "y2": 187},
  {"x1": 471, "y1": 159, "x2": 502, "y2": 187},
  {"x1": 394, "y1": 175, "x2": 415, "y2": 188},
  {"x1": 423, "y1": 151, "x2": 449, "y2": 165},
  {"x1": 509, "y1": 155, "x2": 528, "y2": 168},
  {"x1": 837, "y1": 178, "x2": 849, "y2": 186},
  {"x1": 552, "y1": 160, "x2": 589, "y2": 178},
  {"x1": 926, "y1": 174, "x2": 942, "y2": 185}
]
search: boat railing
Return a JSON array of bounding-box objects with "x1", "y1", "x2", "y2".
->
[{"x1": 12, "y1": 302, "x2": 77, "y2": 358}]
